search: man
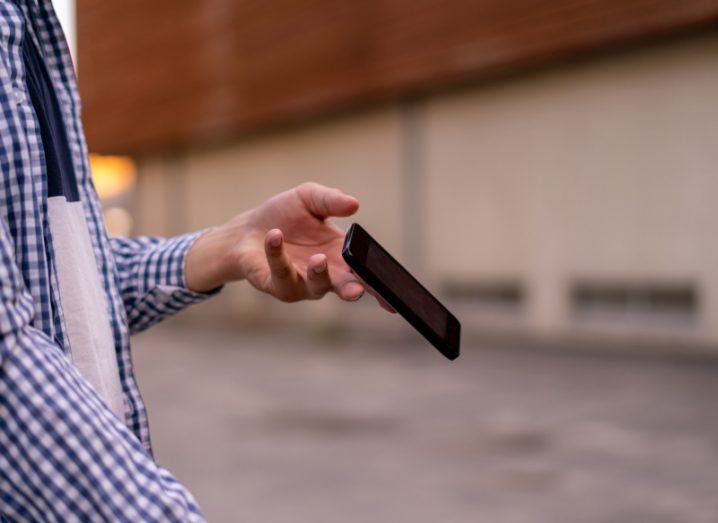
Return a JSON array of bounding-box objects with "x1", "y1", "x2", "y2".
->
[{"x1": 0, "y1": 1, "x2": 387, "y2": 520}]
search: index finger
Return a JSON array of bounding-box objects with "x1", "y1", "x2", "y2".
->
[{"x1": 264, "y1": 229, "x2": 306, "y2": 301}]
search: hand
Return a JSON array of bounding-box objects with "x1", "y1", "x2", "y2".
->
[{"x1": 185, "y1": 182, "x2": 393, "y2": 310}]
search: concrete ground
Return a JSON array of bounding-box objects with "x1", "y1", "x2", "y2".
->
[{"x1": 133, "y1": 323, "x2": 718, "y2": 523}]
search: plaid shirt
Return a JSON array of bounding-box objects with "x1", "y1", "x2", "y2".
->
[{"x1": 1, "y1": 1, "x2": 211, "y2": 520}]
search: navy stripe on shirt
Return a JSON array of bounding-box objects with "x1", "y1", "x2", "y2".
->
[{"x1": 22, "y1": 25, "x2": 79, "y2": 202}]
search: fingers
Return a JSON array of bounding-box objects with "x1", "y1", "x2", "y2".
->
[
  {"x1": 264, "y1": 229, "x2": 303, "y2": 300},
  {"x1": 331, "y1": 270, "x2": 365, "y2": 302},
  {"x1": 370, "y1": 290, "x2": 397, "y2": 313},
  {"x1": 306, "y1": 253, "x2": 332, "y2": 299},
  {"x1": 262, "y1": 225, "x2": 386, "y2": 310},
  {"x1": 352, "y1": 271, "x2": 396, "y2": 313},
  {"x1": 297, "y1": 182, "x2": 359, "y2": 219}
]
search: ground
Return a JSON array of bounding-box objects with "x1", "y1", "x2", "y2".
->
[{"x1": 133, "y1": 323, "x2": 718, "y2": 523}]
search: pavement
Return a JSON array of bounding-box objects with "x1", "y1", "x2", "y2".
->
[{"x1": 132, "y1": 322, "x2": 718, "y2": 523}]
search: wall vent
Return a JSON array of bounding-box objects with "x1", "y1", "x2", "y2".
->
[
  {"x1": 571, "y1": 281, "x2": 698, "y2": 322},
  {"x1": 443, "y1": 280, "x2": 524, "y2": 310}
]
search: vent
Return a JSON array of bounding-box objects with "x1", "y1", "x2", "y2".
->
[
  {"x1": 571, "y1": 281, "x2": 698, "y2": 321},
  {"x1": 444, "y1": 280, "x2": 524, "y2": 310}
]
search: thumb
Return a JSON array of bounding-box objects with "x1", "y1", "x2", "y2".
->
[{"x1": 297, "y1": 182, "x2": 359, "y2": 219}]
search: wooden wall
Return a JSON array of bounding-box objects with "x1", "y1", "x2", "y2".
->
[{"x1": 76, "y1": 0, "x2": 718, "y2": 155}]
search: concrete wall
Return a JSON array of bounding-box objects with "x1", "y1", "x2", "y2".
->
[{"x1": 133, "y1": 32, "x2": 718, "y2": 347}]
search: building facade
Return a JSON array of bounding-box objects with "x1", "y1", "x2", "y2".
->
[{"x1": 77, "y1": 1, "x2": 718, "y2": 348}]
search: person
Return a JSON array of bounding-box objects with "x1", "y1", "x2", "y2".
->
[{"x1": 0, "y1": 1, "x2": 388, "y2": 520}]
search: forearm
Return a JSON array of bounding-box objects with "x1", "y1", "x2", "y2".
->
[{"x1": 111, "y1": 233, "x2": 220, "y2": 334}]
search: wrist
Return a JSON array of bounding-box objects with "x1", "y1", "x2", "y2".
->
[{"x1": 184, "y1": 214, "x2": 251, "y2": 292}]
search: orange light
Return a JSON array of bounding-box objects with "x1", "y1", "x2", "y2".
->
[
  {"x1": 89, "y1": 154, "x2": 137, "y2": 200},
  {"x1": 103, "y1": 206, "x2": 134, "y2": 237}
]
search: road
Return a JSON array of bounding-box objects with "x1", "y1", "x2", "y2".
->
[{"x1": 133, "y1": 323, "x2": 718, "y2": 523}]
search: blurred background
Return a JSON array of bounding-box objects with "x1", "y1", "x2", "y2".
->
[{"x1": 61, "y1": 1, "x2": 718, "y2": 521}]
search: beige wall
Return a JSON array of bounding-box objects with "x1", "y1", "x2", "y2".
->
[
  {"x1": 424, "y1": 33, "x2": 718, "y2": 345},
  {"x1": 134, "y1": 32, "x2": 718, "y2": 347}
]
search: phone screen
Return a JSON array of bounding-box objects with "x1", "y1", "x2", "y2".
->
[
  {"x1": 343, "y1": 223, "x2": 460, "y2": 360},
  {"x1": 365, "y1": 242, "x2": 447, "y2": 338}
]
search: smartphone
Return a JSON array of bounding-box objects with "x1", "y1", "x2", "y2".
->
[{"x1": 342, "y1": 223, "x2": 461, "y2": 361}]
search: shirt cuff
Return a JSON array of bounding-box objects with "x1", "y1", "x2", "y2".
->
[{"x1": 155, "y1": 230, "x2": 223, "y2": 304}]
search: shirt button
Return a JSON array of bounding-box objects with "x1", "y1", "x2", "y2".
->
[{"x1": 14, "y1": 88, "x2": 25, "y2": 104}]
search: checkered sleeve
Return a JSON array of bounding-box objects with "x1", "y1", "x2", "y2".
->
[
  {"x1": 110, "y1": 231, "x2": 220, "y2": 334},
  {"x1": 0, "y1": 218, "x2": 206, "y2": 521}
]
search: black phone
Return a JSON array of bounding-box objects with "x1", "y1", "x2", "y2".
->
[{"x1": 342, "y1": 223, "x2": 461, "y2": 361}]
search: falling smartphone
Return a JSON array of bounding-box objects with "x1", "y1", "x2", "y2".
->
[{"x1": 342, "y1": 223, "x2": 461, "y2": 361}]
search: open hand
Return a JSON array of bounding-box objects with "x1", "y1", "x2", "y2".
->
[{"x1": 185, "y1": 182, "x2": 393, "y2": 310}]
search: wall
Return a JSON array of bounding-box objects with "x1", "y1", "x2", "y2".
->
[
  {"x1": 133, "y1": 32, "x2": 718, "y2": 347},
  {"x1": 77, "y1": 0, "x2": 718, "y2": 155}
]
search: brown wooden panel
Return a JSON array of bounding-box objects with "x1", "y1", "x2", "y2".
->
[{"x1": 77, "y1": 0, "x2": 718, "y2": 155}]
